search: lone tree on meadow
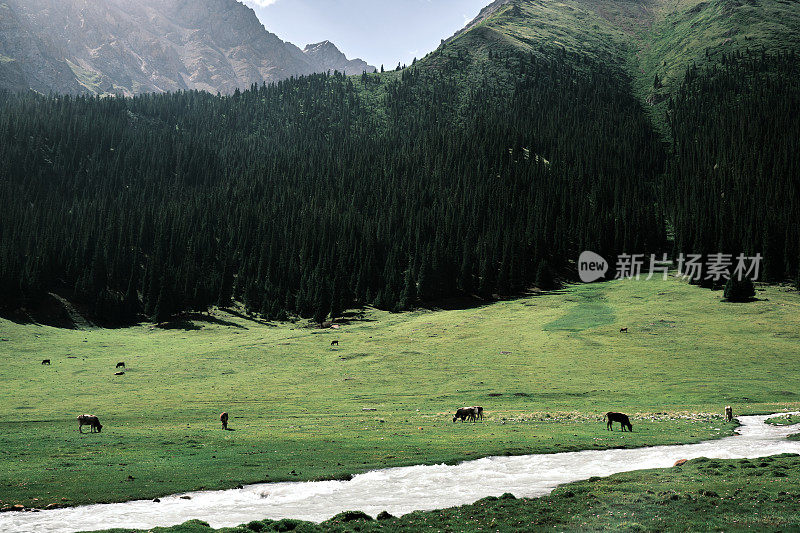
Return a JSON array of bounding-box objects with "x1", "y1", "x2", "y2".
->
[{"x1": 723, "y1": 277, "x2": 756, "y2": 302}]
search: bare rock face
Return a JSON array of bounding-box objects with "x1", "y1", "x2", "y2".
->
[
  {"x1": 303, "y1": 40, "x2": 374, "y2": 75},
  {"x1": 0, "y1": 2, "x2": 84, "y2": 94},
  {"x1": 0, "y1": 0, "x2": 374, "y2": 95}
]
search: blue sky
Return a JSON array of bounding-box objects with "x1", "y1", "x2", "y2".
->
[{"x1": 241, "y1": 0, "x2": 490, "y2": 68}]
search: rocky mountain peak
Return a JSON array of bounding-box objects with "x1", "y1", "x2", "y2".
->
[
  {"x1": 303, "y1": 40, "x2": 374, "y2": 75},
  {"x1": 0, "y1": 0, "x2": 373, "y2": 95}
]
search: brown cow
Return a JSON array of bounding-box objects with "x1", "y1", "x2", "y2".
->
[
  {"x1": 725, "y1": 406, "x2": 733, "y2": 422},
  {"x1": 220, "y1": 412, "x2": 229, "y2": 430},
  {"x1": 77, "y1": 415, "x2": 103, "y2": 433}
]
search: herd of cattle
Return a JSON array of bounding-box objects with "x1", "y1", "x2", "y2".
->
[
  {"x1": 453, "y1": 406, "x2": 484, "y2": 422},
  {"x1": 74, "y1": 408, "x2": 639, "y2": 434},
  {"x1": 42, "y1": 354, "x2": 734, "y2": 435},
  {"x1": 453, "y1": 407, "x2": 638, "y2": 432}
]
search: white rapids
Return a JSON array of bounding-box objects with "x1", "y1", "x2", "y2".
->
[{"x1": 1, "y1": 413, "x2": 798, "y2": 533}]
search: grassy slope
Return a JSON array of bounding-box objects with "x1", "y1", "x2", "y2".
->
[
  {"x1": 1, "y1": 277, "x2": 799, "y2": 509},
  {"x1": 639, "y1": 0, "x2": 800, "y2": 86},
  {"x1": 99, "y1": 454, "x2": 800, "y2": 533},
  {"x1": 425, "y1": 0, "x2": 800, "y2": 131}
]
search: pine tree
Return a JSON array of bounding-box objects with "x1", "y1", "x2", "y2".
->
[
  {"x1": 653, "y1": 73, "x2": 662, "y2": 89},
  {"x1": 399, "y1": 266, "x2": 416, "y2": 310},
  {"x1": 723, "y1": 277, "x2": 756, "y2": 302},
  {"x1": 795, "y1": 259, "x2": 799, "y2": 290},
  {"x1": 330, "y1": 277, "x2": 343, "y2": 320},
  {"x1": 313, "y1": 282, "x2": 331, "y2": 325},
  {"x1": 536, "y1": 260, "x2": 556, "y2": 290},
  {"x1": 154, "y1": 276, "x2": 176, "y2": 322},
  {"x1": 123, "y1": 266, "x2": 140, "y2": 321}
]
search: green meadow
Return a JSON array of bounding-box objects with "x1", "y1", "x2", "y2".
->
[{"x1": 1, "y1": 277, "x2": 799, "y2": 511}]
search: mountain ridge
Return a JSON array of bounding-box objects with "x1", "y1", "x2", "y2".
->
[
  {"x1": 433, "y1": 0, "x2": 799, "y2": 109},
  {"x1": 0, "y1": 0, "x2": 375, "y2": 96},
  {"x1": 303, "y1": 40, "x2": 374, "y2": 75}
]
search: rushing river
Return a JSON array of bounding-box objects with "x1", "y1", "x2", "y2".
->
[{"x1": 1, "y1": 413, "x2": 798, "y2": 533}]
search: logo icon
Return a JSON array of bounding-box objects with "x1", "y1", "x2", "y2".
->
[{"x1": 579, "y1": 251, "x2": 608, "y2": 282}]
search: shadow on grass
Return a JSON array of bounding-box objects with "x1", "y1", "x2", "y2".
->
[
  {"x1": 218, "y1": 308, "x2": 275, "y2": 327},
  {"x1": 332, "y1": 311, "x2": 377, "y2": 325},
  {"x1": 417, "y1": 286, "x2": 572, "y2": 312},
  {"x1": 159, "y1": 312, "x2": 256, "y2": 330}
]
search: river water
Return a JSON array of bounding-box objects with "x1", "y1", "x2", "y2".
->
[{"x1": 1, "y1": 413, "x2": 798, "y2": 533}]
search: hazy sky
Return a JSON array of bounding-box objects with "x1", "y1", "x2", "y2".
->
[{"x1": 241, "y1": 0, "x2": 491, "y2": 68}]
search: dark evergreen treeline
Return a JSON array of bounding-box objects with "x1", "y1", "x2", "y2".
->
[
  {"x1": 0, "y1": 53, "x2": 665, "y2": 323},
  {"x1": 664, "y1": 50, "x2": 800, "y2": 284}
]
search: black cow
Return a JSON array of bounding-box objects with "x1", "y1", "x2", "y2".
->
[
  {"x1": 220, "y1": 412, "x2": 229, "y2": 430},
  {"x1": 604, "y1": 412, "x2": 633, "y2": 432},
  {"x1": 78, "y1": 415, "x2": 103, "y2": 433},
  {"x1": 116, "y1": 362, "x2": 125, "y2": 369},
  {"x1": 453, "y1": 407, "x2": 478, "y2": 422},
  {"x1": 331, "y1": 340, "x2": 339, "y2": 346},
  {"x1": 41, "y1": 359, "x2": 51, "y2": 365}
]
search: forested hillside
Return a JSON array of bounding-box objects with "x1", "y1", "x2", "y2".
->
[
  {"x1": 0, "y1": 51, "x2": 665, "y2": 323},
  {"x1": 664, "y1": 51, "x2": 800, "y2": 282},
  {"x1": 0, "y1": 0, "x2": 798, "y2": 325},
  {"x1": 424, "y1": 0, "x2": 800, "y2": 284}
]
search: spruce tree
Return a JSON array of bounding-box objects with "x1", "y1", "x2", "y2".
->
[
  {"x1": 399, "y1": 267, "x2": 416, "y2": 310},
  {"x1": 536, "y1": 260, "x2": 556, "y2": 290},
  {"x1": 723, "y1": 277, "x2": 756, "y2": 302}
]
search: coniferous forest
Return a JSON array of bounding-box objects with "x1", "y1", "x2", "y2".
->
[
  {"x1": 0, "y1": 49, "x2": 797, "y2": 324},
  {"x1": 664, "y1": 51, "x2": 800, "y2": 283}
]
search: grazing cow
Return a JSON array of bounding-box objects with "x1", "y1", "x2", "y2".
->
[
  {"x1": 116, "y1": 362, "x2": 125, "y2": 369},
  {"x1": 77, "y1": 415, "x2": 103, "y2": 433},
  {"x1": 114, "y1": 371, "x2": 125, "y2": 376},
  {"x1": 725, "y1": 406, "x2": 733, "y2": 422},
  {"x1": 220, "y1": 412, "x2": 229, "y2": 430},
  {"x1": 471, "y1": 406, "x2": 484, "y2": 421},
  {"x1": 604, "y1": 412, "x2": 633, "y2": 432},
  {"x1": 620, "y1": 327, "x2": 628, "y2": 333},
  {"x1": 41, "y1": 359, "x2": 51, "y2": 365},
  {"x1": 453, "y1": 407, "x2": 478, "y2": 422},
  {"x1": 331, "y1": 340, "x2": 339, "y2": 346}
]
